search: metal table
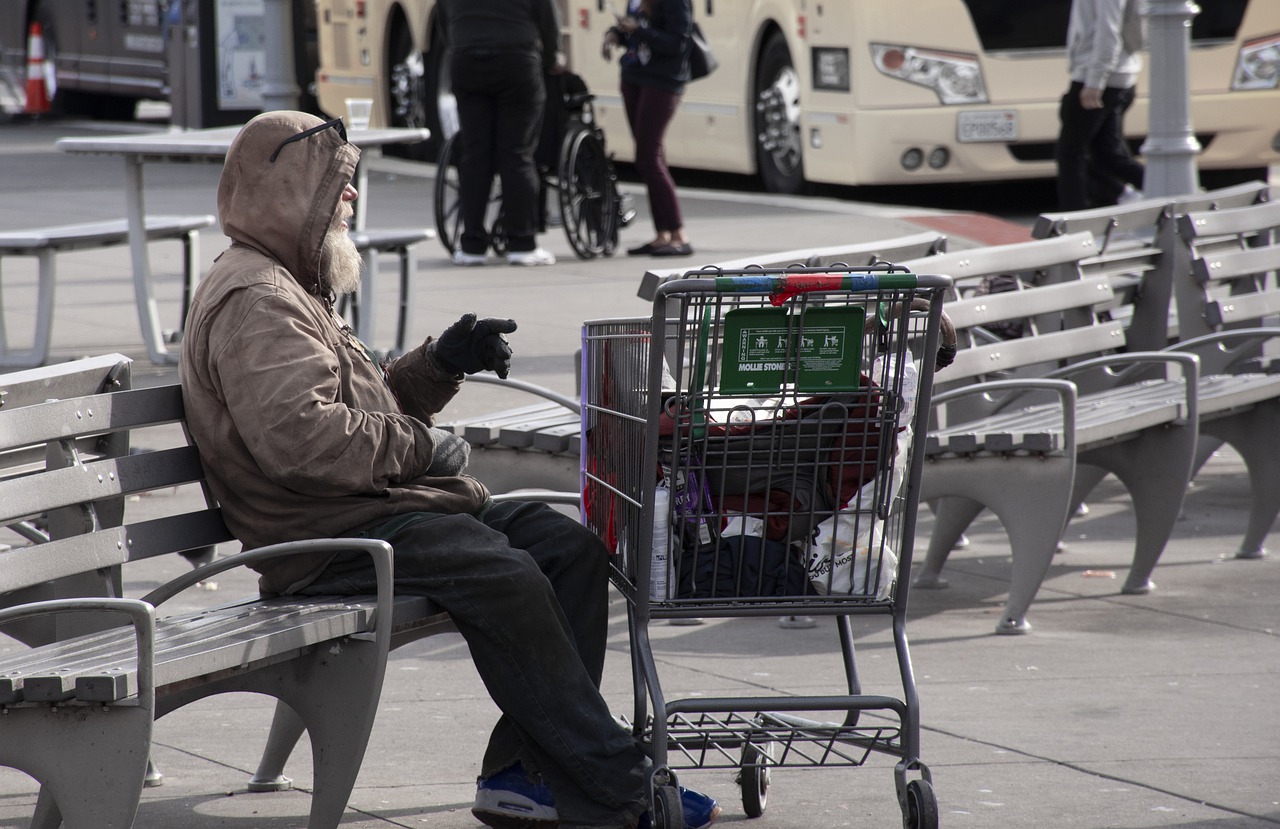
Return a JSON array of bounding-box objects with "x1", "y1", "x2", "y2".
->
[{"x1": 56, "y1": 125, "x2": 429, "y2": 364}]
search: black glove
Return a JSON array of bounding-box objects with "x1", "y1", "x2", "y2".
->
[
  {"x1": 425, "y1": 427, "x2": 470, "y2": 477},
  {"x1": 431, "y1": 313, "x2": 518, "y2": 379}
]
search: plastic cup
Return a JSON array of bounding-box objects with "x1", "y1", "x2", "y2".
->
[{"x1": 344, "y1": 98, "x2": 372, "y2": 130}]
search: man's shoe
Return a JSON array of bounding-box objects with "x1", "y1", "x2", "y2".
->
[
  {"x1": 452, "y1": 250, "x2": 488, "y2": 266},
  {"x1": 507, "y1": 248, "x2": 556, "y2": 266},
  {"x1": 472, "y1": 763, "x2": 559, "y2": 829},
  {"x1": 636, "y1": 786, "x2": 720, "y2": 829}
]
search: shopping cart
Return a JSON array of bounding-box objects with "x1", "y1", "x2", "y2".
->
[{"x1": 582, "y1": 265, "x2": 950, "y2": 829}]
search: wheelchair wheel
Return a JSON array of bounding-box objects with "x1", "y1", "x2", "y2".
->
[
  {"x1": 432, "y1": 133, "x2": 507, "y2": 256},
  {"x1": 558, "y1": 128, "x2": 616, "y2": 260}
]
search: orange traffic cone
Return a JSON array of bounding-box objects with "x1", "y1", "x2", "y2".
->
[{"x1": 24, "y1": 22, "x2": 51, "y2": 115}]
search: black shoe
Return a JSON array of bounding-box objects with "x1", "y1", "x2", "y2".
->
[
  {"x1": 627, "y1": 242, "x2": 658, "y2": 256},
  {"x1": 650, "y1": 242, "x2": 694, "y2": 257}
]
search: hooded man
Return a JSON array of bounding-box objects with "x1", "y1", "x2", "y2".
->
[{"x1": 180, "y1": 111, "x2": 719, "y2": 829}]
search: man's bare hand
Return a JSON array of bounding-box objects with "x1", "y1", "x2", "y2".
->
[{"x1": 1079, "y1": 86, "x2": 1104, "y2": 110}]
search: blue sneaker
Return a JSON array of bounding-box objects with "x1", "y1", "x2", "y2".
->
[
  {"x1": 472, "y1": 762, "x2": 559, "y2": 829},
  {"x1": 636, "y1": 786, "x2": 721, "y2": 829}
]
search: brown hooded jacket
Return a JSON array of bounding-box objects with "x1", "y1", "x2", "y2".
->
[{"x1": 180, "y1": 111, "x2": 489, "y2": 594}]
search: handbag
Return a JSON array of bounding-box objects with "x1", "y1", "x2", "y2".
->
[{"x1": 688, "y1": 23, "x2": 718, "y2": 81}]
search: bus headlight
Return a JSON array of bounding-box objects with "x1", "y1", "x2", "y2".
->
[
  {"x1": 871, "y1": 44, "x2": 988, "y2": 105},
  {"x1": 1232, "y1": 34, "x2": 1280, "y2": 90}
]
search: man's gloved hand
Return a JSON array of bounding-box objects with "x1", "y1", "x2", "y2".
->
[
  {"x1": 431, "y1": 313, "x2": 518, "y2": 379},
  {"x1": 425, "y1": 427, "x2": 470, "y2": 477}
]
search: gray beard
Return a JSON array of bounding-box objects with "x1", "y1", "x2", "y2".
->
[{"x1": 322, "y1": 226, "x2": 363, "y2": 296}]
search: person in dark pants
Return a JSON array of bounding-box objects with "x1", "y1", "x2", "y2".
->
[
  {"x1": 1055, "y1": 0, "x2": 1146, "y2": 211},
  {"x1": 440, "y1": 0, "x2": 562, "y2": 267},
  {"x1": 603, "y1": 0, "x2": 695, "y2": 258},
  {"x1": 180, "y1": 111, "x2": 721, "y2": 829}
]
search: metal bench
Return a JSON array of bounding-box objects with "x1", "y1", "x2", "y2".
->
[
  {"x1": 1031, "y1": 180, "x2": 1274, "y2": 351},
  {"x1": 1168, "y1": 199, "x2": 1280, "y2": 559},
  {"x1": 636, "y1": 229, "x2": 948, "y2": 301},
  {"x1": 894, "y1": 233, "x2": 1202, "y2": 634},
  {"x1": 0, "y1": 214, "x2": 215, "y2": 368},
  {"x1": 1036, "y1": 184, "x2": 1280, "y2": 560},
  {"x1": 437, "y1": 375, "x2": 583, "y2": 495},
  {"x1": 0, "y1": 355, "x2": 453, "y2": 829}
]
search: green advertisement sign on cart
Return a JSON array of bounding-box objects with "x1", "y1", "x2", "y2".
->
[{"x1": 720, "y1": 306, "x2": 865, "y2": 394}]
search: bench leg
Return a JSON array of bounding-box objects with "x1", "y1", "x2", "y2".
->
[
  {"x1": 248, "y1": 701, "x2": 307, "y2": 791},
  {"x1": 1200, "y1": 402, "x2": 1280, "y2": 559},
  {"x1": 1, "y1": 705, "x2": 152, "y2": 829},
  {"x1": 155, "y1": 632, "x2": 389, "y2": 829},
  {"x1": 1078, "y1": 422, "x2": 1198, "y2": 595},
  {"x1": 917, "y1": 453, "x2": 1076, "y2": 634}
]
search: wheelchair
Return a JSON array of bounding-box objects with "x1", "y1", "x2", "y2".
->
[{"x1": 434, "y1": 73, "x2": 635, "y2": 260}]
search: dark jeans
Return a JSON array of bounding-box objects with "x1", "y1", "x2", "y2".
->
[
  {"x1": 1055, "y1": 81, "x2": 1145, "y2": 211},
  {"x1": 297, "y1": 500, "x2": 648, "y2": 827},
  {"x1": 621, "y1": 81, "x2": 683, "y2": 233},
  {"x1": 452, "y1": 51, "x2": 546, "y2": 254}
]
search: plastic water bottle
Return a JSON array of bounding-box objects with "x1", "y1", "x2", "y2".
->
[{"x1": 650, "y1": 486, "x2": 675, "y2": 601}]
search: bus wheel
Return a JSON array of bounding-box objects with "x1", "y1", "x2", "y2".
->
[
  {"x1": 753, "y1": 32, "x2": 804, "y2": 194},
  {"x1": 386, "y1": 17, "x2": 430, "y2": 159}
]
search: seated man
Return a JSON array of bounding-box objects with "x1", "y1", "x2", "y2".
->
[{"x1": 179, "y1": 110, "x2": 719, "y2": 829}]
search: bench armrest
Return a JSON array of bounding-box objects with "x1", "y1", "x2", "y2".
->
[
  {"x1": 1045, "y1": 351, "x2": 1200, "y2": 423},
  {"x1": 141, "y1": 539, "x2": 394, "y2": 646},
  {"x1": 931, "y1": 378, "x2": 1079, "y2": 456},
  {"x1": 466, "y1": 374, "x2": 581, "y2": 415},
  {"x1": 0, "y1": 598, "x2": 156, "y2": 707},
  {"x1": 1165, "y1": 327, "x2": 1280, "y2": 372}
]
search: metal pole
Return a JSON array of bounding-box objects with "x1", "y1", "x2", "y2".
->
[
  {"x1": 1140, "y1": 0, "x2": 1201, "y2": 197},
  {"x1": 259, "y1": 0, "x2": 299, "y2": 112}
]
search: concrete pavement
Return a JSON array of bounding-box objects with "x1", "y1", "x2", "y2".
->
[{"x1": 0, "y1": 118, "x2": 1277, "y2": 829}]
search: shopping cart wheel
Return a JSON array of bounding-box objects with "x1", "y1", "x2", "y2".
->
[
  {"x1": 652, "y1": 785, "x2": 686, "y2": 829},
  {"x1": 738, "y1": 741, "x2": 772, "y2": 818},
  {"x1": 902, "y1": 779, "x2": 938, "y2": 829}
]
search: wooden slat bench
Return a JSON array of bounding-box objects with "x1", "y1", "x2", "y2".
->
[
  {"x1": 894, "y1": 232, "x2": 1202, "y2": 634},
  {"x1": 0, "y1": 355, "x2": 454, "y2": 828},
  {"x1": 0, "y1": 215, "x2": 215, "y2": 368}
]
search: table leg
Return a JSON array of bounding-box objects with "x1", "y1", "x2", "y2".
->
[
  {"x1": 123, "y1": 155, "x2": 177, "y2": 365},
  {"x1": 353, "y1": 155, "x2": 375, "y2": 346}
]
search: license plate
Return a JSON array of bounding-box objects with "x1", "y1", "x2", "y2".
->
[{"x1": 957, "y1": 110, "x2": 1017, "y2": 143}]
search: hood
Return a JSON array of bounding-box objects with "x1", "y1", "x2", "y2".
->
[{"x1": 216, "y1": 111, "x2": 361, "y2": 295}]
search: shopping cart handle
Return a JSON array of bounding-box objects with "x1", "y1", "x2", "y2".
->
[{"x1": 711, "y1": 272, "x2": 921, "y2": 305}]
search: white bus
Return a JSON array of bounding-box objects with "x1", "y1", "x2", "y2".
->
[{"x1": 312, "y1": 0, "x2": 1280, "y2": 192}]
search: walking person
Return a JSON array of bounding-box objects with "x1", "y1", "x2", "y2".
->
[
  {"x1": 1055, "y1": 0, "x2": 1147, "y2": 211},
  {"x1": 602, "y1": 0, "x2": 695, "y2": 257},
  {"x1": 179, "y1": 110, "x2": 720, "y2": 829},
  {"x1": 440, "y1": 0, "x2": 562, "y2": 266}
]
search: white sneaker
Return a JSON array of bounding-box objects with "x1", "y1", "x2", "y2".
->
[
  {"x1": 1116, "y1": 184, "x2": 1145, "y2": 205},
  {"x1": 507, "y1": 248, "x2": 556, "y2": 266},
  {"x1": 452, "y1": 250, "x2": 487, "y2": 266}
]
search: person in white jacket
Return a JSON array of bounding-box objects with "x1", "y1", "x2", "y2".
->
[{"x1": 1054, "y1": 0, "x2": 1147, "y2": 210}]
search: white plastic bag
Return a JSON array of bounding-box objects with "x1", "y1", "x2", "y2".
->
[{"x1": 805, "y1": 354, "x2": 916, "y2": 600}]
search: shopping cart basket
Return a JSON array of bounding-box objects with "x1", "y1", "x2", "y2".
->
[{"x1": 581, "y1": 265, "x2": 951, "y2": 829}]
